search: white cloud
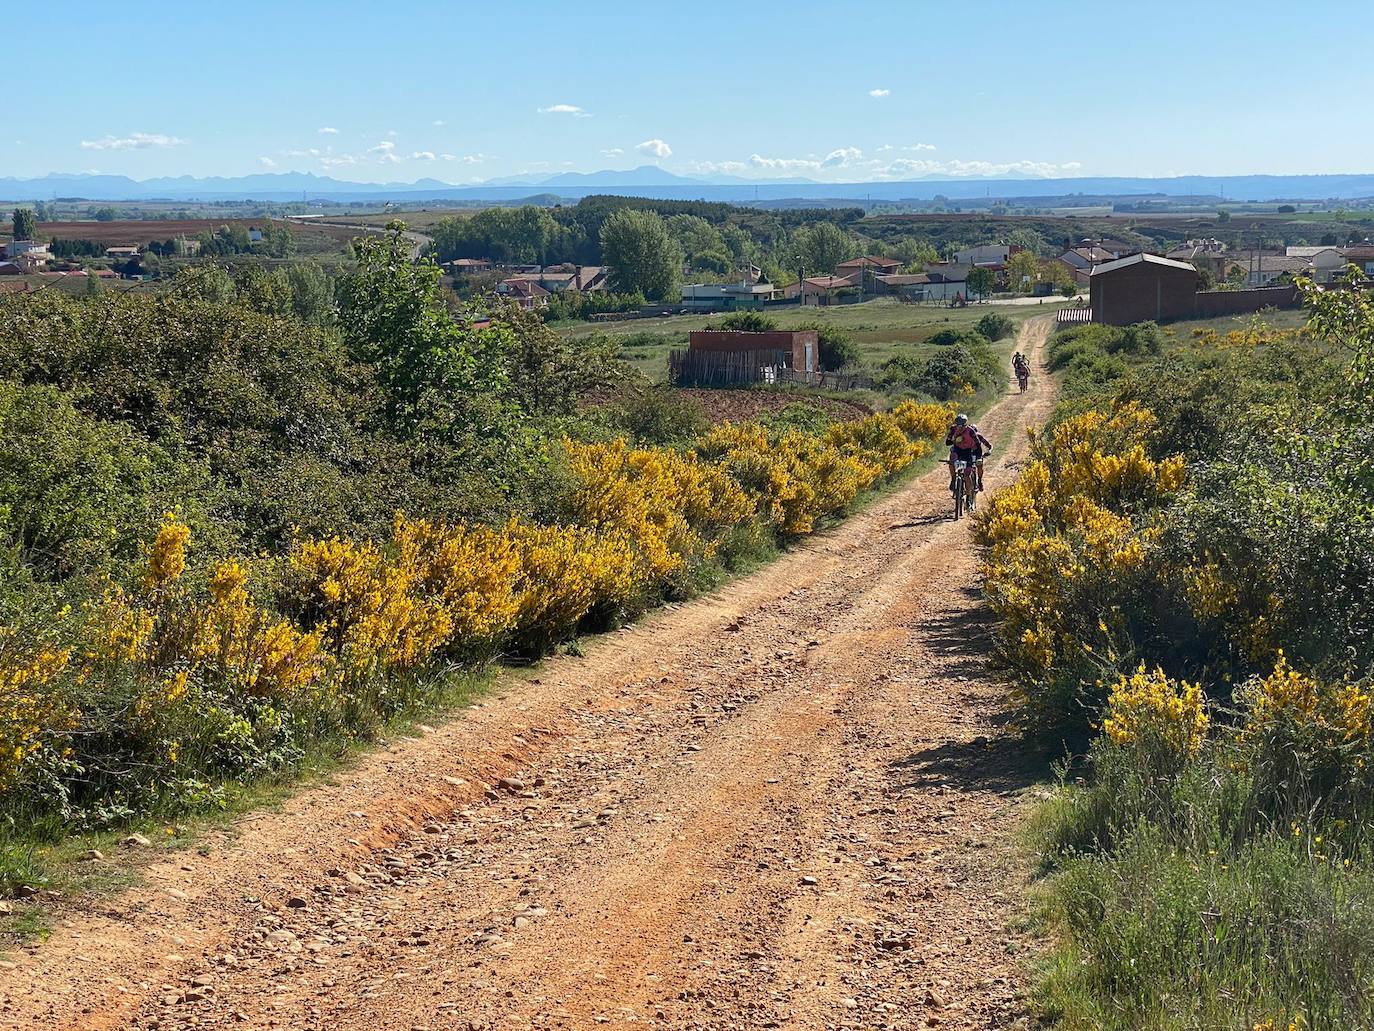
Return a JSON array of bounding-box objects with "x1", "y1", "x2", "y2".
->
[
  {"x1": 691, "y1": 149, "x2": 1083, "y2": 182},
  {"x1": 320, "y1": 154, "x2": 357, "y2": 168},
  {"x1": 443, "y1": 153, "x2": 485, "y2": 164},
  {"x1": 259, "y1": 156, "x2": 277, "y2": 168},
  {"x1": 821, "y1": 146, "x2": 863, "y2": 168},
  {"x1": 386, "y1": 129, "x2": 399, "y2": 137},
  {"x1": 879, "y1": 157, "x2": 1082, "y2": 178},
  {"x1": 411, "y1": 151, "x2": 436, "y2": 161},
  {"x1": 79, "y1": 132, "x2": 185, "y2": 151},
  {"x1": 904, "y1": 142, "x2": 937, "y2": 152},
  {"x1": 432, "y1": 119, "x2": 445, "y2": 127},
  {"x1": 285, "y1": 147, "x2": 322, "y2": 158},
  {"x1": 868, "y1": 88, "x2": 890, "y2": 98},
  {"x1": 635, "y1": 138, "x2": 672, "y2": 159},
  {"x1": 317, "y1": 126, "x2": 339, "y2": 135},
  {"x1": 601, "y1": 147, "x2": 624, "y2": 157},
  {"x1": 538, "y1": 103, "x2": 591, "y2": 117},
  {"x1": 367, "y1": 140, "x2": 399, "y2": 164}
]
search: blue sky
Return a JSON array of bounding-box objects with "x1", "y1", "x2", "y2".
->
[{"x1": 5, "y1": 1, "x2": 1371, "y2": 183}]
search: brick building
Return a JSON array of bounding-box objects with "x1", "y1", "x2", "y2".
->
[{"x1": 1089, "y1": 253, "x2": 1199, "y2": 325}]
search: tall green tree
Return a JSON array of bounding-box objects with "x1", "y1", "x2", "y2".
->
[
  {"x1": 1005, "y1": 251, "x2": 1040, "y2": 293},
  {"x1": 666, "y1": 214, "x2": 730, "y2": 273},
  {"x1": 966, "y1": 266, "x2": 995, "y2": 300},
  {"x1": 600, "y1": 209, "x2": 681, "y2": 301},
  {"x1": 11, "y1": 208, "x2": 36, "y2": 241},
  {"x1": 794, "y1": 222, "x2": 856, "y2": 276}
]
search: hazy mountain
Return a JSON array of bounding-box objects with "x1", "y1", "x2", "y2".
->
[{"x1": 3, "y1": 170, "x2": 1374, "y2": 204}]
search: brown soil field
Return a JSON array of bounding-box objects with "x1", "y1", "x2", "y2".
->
[
  {"x1": 677, "y1": 388, "x2": 873, "y2": 424},
  {"x1": 25, "y1": 219, "x2": 356, "y2": 247}
]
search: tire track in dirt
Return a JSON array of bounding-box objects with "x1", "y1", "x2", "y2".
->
[{"x1": 0, "y1": 317, "x2": 1056, "y2": 1031}]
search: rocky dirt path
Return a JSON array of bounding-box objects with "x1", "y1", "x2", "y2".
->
[{"x1": 0, "y1": 318, "x2": 1056, "y2": 1031}]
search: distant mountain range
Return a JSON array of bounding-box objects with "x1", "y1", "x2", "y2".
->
[{"x1": 3, "y1": 167, "x2": 1374, "y2": 204}]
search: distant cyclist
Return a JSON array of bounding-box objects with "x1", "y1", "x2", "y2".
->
[
  {"x1": 945, "y1": 413, "x2": 993, "y2": 492},
  {"x1": 1012, "y1": 352, "x2": 1030, "y2": 392}
]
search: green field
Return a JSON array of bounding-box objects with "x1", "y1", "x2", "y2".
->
[{"x1": 557, "y1": 297, "x2": 1065, "y2": 380}]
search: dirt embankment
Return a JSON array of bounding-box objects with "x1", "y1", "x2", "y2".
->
[{"x1": 0, "y1": 318, "x2": 1055, "y2": 1031}]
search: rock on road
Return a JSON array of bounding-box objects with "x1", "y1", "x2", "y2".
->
[{"x1": 1, "y1": 319, "x2": 1057, "y2": 1031}]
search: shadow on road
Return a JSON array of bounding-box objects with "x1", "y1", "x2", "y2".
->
[
  {"x1": 913, "y1": 603, "x2": 995, "y2": 680},
  {"x1": 888, "y1": 733, "x2": 1048, "y2": 797},
  {"x1": 888, "y1": 514, "x2": 951, "y2": 531},
  {"x1": 888, "y1": 595, "x2": 1056, "y2": 795}
]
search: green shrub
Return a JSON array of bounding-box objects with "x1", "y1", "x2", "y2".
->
[
  {"x1": 0, "y1": 382, "x2": 208, "y2": 580},
  {"x1": 883, "y1": 341, "x2": 1001, "y2": 400},
  {"x1": 928, "y1": 327, "x2": 989, "y2": 348},
  {"x1": 790, "y1": 319, "x2": 860, "y2": 371},
  {"x1": 600, "y1": 384, "x2": 707, "y2": 445},
  {"x1": 975, "y1": 312, "x2": 1015, "y2": 341},
  {"x1": 715, "y1": 310, "x2": 778, "y2": 333}
]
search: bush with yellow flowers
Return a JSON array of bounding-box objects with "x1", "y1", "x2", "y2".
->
[
  {"x1": 0, "y1": 402, "x2": 952, "y2": 825},
  {"x1": 1101, "y1": 664, "x2": 1208, "y2": 775},
  {"x1": 1235, "y1": 651, "x2": 1374, "y2": 820},
  {"x1": 975, "y1": 402, "x2": 1187, "y2": 734}
]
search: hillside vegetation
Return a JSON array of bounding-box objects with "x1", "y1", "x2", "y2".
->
[
  {"x1": 977, "y1": 291, "x2": 1374, "y2": 1028},
  {"x1": 0, "y1": 229, "x2": 952, "y2": 892}
]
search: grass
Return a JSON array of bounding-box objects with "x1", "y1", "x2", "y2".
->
[
  {"x1": 1160, "y1": 306, "x2": 1310, "y2": 344},
  {"x1": 559, "y1": 296, "x2": 1063, "y2": 381},
  {"x1": 1025, "y1": 748, "x2": 1374, "y2": 1031}
]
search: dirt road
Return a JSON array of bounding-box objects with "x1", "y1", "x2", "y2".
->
[{"x1": 1, "y1": 318, "x2": 1056, "y2": 1031}]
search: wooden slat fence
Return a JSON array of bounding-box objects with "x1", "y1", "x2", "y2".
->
[{"x1": 669, "y1": 348, "x2": 790, "y2": 386}]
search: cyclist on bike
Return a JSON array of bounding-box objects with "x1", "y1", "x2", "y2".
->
[
  {"x1": 1012, "y1": 351, "x2": 1030, "y2": 391},
  {"x1": 945, "y1": 413, "x2": 993, "y2": 492}
]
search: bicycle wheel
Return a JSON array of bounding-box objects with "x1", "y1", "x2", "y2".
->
[{"x1": 953, "y1": 480, "x2": 964, "y2": 520}]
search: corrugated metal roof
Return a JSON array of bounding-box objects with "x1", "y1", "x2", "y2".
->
[{"x1": 1090, "y1": 252, "x2": 1197, "y2": 276}]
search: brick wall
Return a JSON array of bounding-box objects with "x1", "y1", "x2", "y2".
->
[{"x1": 1192, "y1": 285, "x2": 1300, "y2": 317}]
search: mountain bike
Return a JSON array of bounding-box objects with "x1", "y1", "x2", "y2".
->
[
  {"x1": 1016, "y1": 366, "x2": 1030, "y2": 392},
  {"x1": 952, "y1": 458, "x2": 978, "y2": 520}
]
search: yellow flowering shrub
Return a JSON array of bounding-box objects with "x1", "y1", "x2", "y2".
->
[
  {"x1": 563, "y1": 439, "x2": 750, "y2": 582},
  {"x1": 1239, "y1": 652, "x2": 1373, "y2": 751},
  {"x1": 694, "y1": 404, "x2": 945, "y2": 538},
  {"x1": 1102, "y1": 664, "x2": 1208, "y2": 760},
  {"x1": 507, "y1": 521, "x2": 637, "y2": 649},
  {"x1": 143, "y1": 511, "x2": 191, "y2": 591},
  {"x1": 976, "y1": 402, "x2": 1189, "y2": 729},
  {"x1": 1230, "y1": 652, "x2": 1374, "y2": 815},
  {"x1": 1, "y1": 408, "x2": 950, "y2": 809},
  {"x1": 0, "y1": 632, "x2": 75, "y2": 793}
]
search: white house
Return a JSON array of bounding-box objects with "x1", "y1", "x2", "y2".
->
[
  {"x1": 954, "y1": 244, "x2": 1010, "y2": 266},
  {"x1": 3, "y1": 239, "x2": 48, "y2": 260},
  {"x1": 1285, "y1": 246, "x2": 1346, "y2": 283},
  {"x1": 681, "y1": 280, "x2": 780, "y2": 311}
]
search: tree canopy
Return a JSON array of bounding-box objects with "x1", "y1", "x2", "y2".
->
[{"x1": 600, "y1": 209, "x2": 681, "y2": 301}]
